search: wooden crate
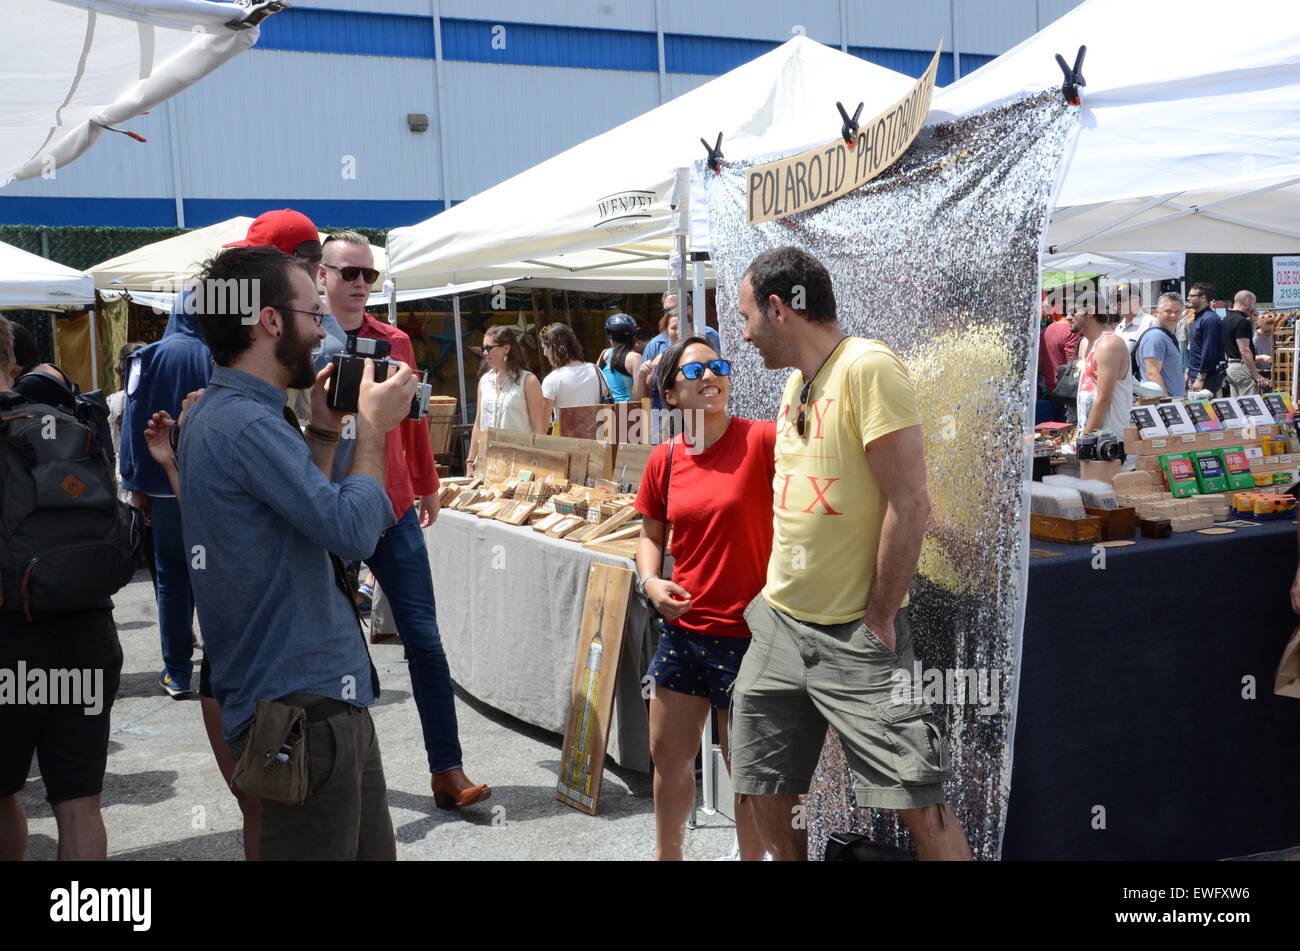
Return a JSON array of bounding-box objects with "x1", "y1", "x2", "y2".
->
[
  {"x1": 1083, "y1": 506, "x2": 1137, "y2": 541},
  {"x1": 426, "y1": 396, "x2": 457, "y2": 455},
  {"x1": 1030, "y1": 513, "x2": 1103, "y2": 544}
]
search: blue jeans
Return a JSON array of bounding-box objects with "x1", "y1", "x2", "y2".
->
[
  {"x1": 365, "y1": 506, "x2": 461, "y2": 774},
  {"x1": 149, "y1": 495, "x2": 194, "y2": 686}
]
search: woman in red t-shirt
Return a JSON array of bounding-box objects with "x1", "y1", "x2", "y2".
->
[{"x1": 634, "y1": 336, "x2": 774, "y2": 861}]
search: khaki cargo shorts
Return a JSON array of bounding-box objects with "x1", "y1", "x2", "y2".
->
[{"x1": 729, "y1": 594, "x2": 951, "y2": 810}]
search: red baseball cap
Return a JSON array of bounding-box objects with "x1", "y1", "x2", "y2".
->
[{"x1": 224, "y1": 209, "x2": 320, "y2": 255}]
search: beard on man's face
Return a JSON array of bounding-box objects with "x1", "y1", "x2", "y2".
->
[{"x1": 276, "y1": 312, "x2": 318, "y2": 389}]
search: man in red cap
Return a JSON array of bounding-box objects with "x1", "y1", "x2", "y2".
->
[
  {"x1": 225, "y1": 210, "x2": 322, "y2": 425},
  {"x1": 224, "y1": 208, "x2": 322, "y2": 273}
]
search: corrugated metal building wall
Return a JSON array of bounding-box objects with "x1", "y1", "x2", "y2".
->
[{"x1": 0, "y1": 0, "x2": 1085, "y2": 229}]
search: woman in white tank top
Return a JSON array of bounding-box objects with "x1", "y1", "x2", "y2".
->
[{"x1": 467, "y1": 326, "x2": 547, "y2": 472}]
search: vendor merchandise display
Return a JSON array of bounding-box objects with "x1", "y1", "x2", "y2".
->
[{"x1": 436, "y1": 435, "x2": 649, "y2": 558}]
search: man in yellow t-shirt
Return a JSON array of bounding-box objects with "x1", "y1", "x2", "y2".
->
[{"x1": 729, "y1": 246, "x2": 971, "y2": 861}]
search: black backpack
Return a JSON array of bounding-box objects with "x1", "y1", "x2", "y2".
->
[
  {"x1": 1131, "y1": 326, "x2": 1178, "y2": 382},
  {"x1": 0, "y1": 380, "x2": 140, "y2": 620}
]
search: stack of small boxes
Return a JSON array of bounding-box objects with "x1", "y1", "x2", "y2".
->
[
  {"x1": 1125, "y1": 423, "x2": 1299, "y2": 494},
  {"x1": 1111, "y1": 470, "x2": 1228, "y2": 533}
]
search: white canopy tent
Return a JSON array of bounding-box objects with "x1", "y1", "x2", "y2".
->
[
  {"x1": 929, "y1": 0, "x2": 1300, "y2": 255},
  {"x1": 1, "y1": 0, "x2": 281, "y2": 186},
  {"x1": 0, "y1": 238, "x2": 100, "y2": 387},
  {"x1": 1042, "y1": 251, "x2": 1186, "y2": 283},
  {"x1": 91, "y1": 215, "x2": 389, "y2": 301},
  {"x1": 387, "y1": 37, "x2": 917, "y2": 293},
  {"x1": 388, "y1": 240, "x2": 703, "y2": 296},
  {"x1": 0, "y1": 239, "x2": 95, "y2": 310}
]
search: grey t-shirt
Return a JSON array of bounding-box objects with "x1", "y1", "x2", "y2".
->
[{"x1": 1136, "y1": 328, "x2": 1185, "y2": 398}]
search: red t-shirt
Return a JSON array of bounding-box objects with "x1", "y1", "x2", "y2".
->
[{"x1": 634, "y1": 417, "x2": 776, "y2": 638}]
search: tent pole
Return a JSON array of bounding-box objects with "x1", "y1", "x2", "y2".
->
[
  {"x1": 385, "y1": 279, "x2": 397, "y2": 326},
  {"x1": 691, "y1": 252, "x2": 707, "y2": 347},
  {"x1": 87, "y1": 303, "x2": 100, "y2": 391},
  {"x1": 673, "y1": 168, "x2": 690, "y2": 334},
  {"x1": 452, "y1": 294, "x2": 469, "y2": 429}
]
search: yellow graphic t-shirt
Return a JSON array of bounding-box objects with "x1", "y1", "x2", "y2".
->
[{"x1": 763, "y1": 337, "x2": 923, "y2": 625}]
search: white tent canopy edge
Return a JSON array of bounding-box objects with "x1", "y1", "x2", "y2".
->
[
  {"x1": 927, "y1": 0, "x2": 1300, "y2": 254},
  {"x1": 2, "y1": 0, "x2": 279, "y2": 186},
  {"x1": 386, "y1": 37, "x2": 916, "y2": 294}
]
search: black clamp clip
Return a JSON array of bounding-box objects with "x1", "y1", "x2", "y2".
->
[
  {"x1": 699, "y1": 133, "x2": 724, "y2": 173},
  {"x1": 1055, "y1": 45, "x2": 1087, "y2": 106},
  {"x1": 836, "y1": 101, "x2": 864, "y2": 147},
  {"x1": 225, "y1": 1, "x2": 289, "y2": 30}
]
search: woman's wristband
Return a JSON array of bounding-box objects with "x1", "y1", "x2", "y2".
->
[{"x1": 306, "y1": 425, "x2": 340, "y2": 443}]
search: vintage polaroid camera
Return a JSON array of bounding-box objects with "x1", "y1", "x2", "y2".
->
[
  {"x1": 1076, "y1": 429, "x2": 1124, "y2": 462},
  {"x1": 327, "y1": 335, "x2": 431, "y2": 420}
]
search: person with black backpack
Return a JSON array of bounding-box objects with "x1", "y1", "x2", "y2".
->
[
  {"x1": 1133, "y1": 293, "x2": 1187, "y2": 399},
  {"x1": 0, "y1": 316, "x2": 139, "y2": 861}
]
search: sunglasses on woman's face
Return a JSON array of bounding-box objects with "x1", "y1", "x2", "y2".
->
[
  {"x1": 323, "y1": 263, "x2": 380, "y2": 285},
  {"x1": 481, "y1": 343, "x2": 502, "y2": 353},
  {"x1": 671, "y1": 359, "x2": 731, "y2": 384}
]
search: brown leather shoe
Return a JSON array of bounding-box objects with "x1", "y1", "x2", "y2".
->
[{"x1": 431, "y1": 770, "x2": 491, "y2": 810}]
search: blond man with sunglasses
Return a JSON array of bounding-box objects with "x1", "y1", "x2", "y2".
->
[{"x1": 314, "y1": 232, "x2": 491, "y2": 810}]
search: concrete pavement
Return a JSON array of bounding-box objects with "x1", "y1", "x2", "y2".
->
[{"x1": 15, "y1": 570, "x2": 738, "y2": 861}]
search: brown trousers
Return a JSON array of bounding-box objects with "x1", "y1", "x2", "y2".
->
[{"x1": 230, "y1": 697, "x2": 395, "y2": 861}]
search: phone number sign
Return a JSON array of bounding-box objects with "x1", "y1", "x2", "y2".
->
[{"x1": 1273, "y1": 255, "x2": 1300, "y2": 307}]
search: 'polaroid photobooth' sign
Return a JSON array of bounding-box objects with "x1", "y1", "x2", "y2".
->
[{"x1": 745, "y1": 45, "x2": 941, "y2": 225}]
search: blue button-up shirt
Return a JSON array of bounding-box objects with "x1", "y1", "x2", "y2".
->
[
  {"x1": 1188, "y1": 307, "x2": 1225, "y2": 379},
  {"x1": 178, "y1": 366, "x2": 392, "y2": 742}
]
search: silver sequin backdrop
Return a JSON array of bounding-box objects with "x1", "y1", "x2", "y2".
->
[{"x1": 703, "y1": 92, "x2": 1076, "y2": 860}]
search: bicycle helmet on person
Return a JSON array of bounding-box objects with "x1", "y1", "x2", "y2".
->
[{"x1": 604, "y1": 312, "x2": 637, "y2": 342}]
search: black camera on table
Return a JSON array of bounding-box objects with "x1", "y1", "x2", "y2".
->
[
  {"x1": 1077, "y1": 429, "x2": 1124, "y2": 462},
  {"x1": 327, "y1": 335, "x2": 431, "y2": 420}
]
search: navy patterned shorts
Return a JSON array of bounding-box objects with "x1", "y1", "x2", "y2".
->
[{"x1": 648, "y1": 620, "x2": 751, "y2": 709}]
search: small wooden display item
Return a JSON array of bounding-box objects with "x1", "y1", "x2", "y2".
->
[
  {"x1": 613, "y1": 443, "x2": 653, "y2": 489},
  {"x1": 495, "y1": 499, "x2": 538, "y2": 525},
  {"x1": 546, "y1": 515, "x2": 588, "y2": 538},
  {"x1": 582, "y1": 523, "x2": 642, "y2": 557},
  {"x1": 481, "y1": 441, "x2": 571, "y2": 486},
  {"x1": 1083, "y1": 506, "x2": 1137, "y2": 541},
  {"x1": 450, "y1": 489, "x2": 482, "y2": 510},
  {"x1": 533, "y1": 512, "x2": 567, "y2": 534},
  {"x1": 565, "y1": 522, "x2": 608, "y2": 544},
  {"x1": 474, "y1": 499, "x2": 509, "y2": 519},
  {"x1": 1029, "y1": 512, "x2": 1103, "y2": 544},
  {"x1": 580, "y1": 502, "x2": 640, "y2": 542}
]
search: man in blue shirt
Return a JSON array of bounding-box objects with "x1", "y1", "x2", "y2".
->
[
  {"x1": 179, "y1": 246, "x2": 418, "y2": 860},
  {"x1": 1135, "y1": 292, "x2": 1186, "y2": 398},
  {"x1": 122, "y1": 208, "x2": 323, "y2": 698},
  {"x1": 1186, "y1": 282, "x2": 1225, "y2": 394}
]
